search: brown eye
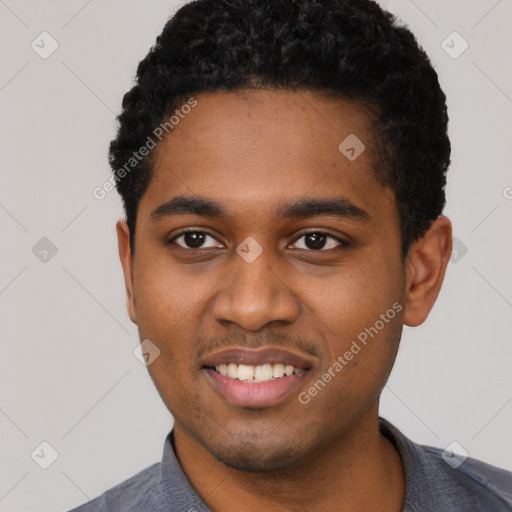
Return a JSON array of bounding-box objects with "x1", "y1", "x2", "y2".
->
[
  {"x1": 170, "y1": 231, "x2": 222, "y2": 250},
  {"x1": 290, "y1": 232, "x2": 347, "y2": 251}
]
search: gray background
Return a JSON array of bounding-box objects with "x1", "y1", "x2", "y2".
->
[{"x1": 0, "y1": 0, "x2": 511, "y2": 510}]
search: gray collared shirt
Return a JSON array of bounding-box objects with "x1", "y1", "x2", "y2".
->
[{"x1": 68, "y1": 417, "x2": 512, "y2": 511}]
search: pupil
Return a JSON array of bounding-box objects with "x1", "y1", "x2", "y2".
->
[
  {"x1": 305, "y1": 233, "x2": 326, "y2": 250},
  {"x1": 185, "y1": 232, "x2": 205, "y2": 248}
]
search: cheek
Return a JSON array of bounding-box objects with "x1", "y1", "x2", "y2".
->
[
  {"x1": 304, "y1": 250, "x2": 403, "y2": 378},
  {"x1": 302, "y1": 303, "x2": 402, "y2": 427},
  {"x1": 310, "y1": 256, "x2": 401, "y2": 332},
  {"x1": 131, "y1": 283, "x2": 189, "y2": 380},
  {"x1": 134, "y1": 267, "x2": 205, "y2": 410},
  {"x1": 133, "y1": 259, "x2": 211, "y2": 336}
]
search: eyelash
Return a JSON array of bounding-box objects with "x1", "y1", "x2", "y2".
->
[{"x1": 167, "y1": 229, "x2": 350, "y2": 252}]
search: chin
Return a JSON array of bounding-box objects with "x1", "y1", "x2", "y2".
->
[
  {"x1": 201, "y1": 428, "x2": 308, "y2": 473},
  {"x1": 215, "y1": 444, "x2": 301, "y2": 473}
]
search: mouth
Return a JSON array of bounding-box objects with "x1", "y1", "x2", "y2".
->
[
  {"x1": 201, "y1": 347, "x2": 313, "y2": 408},
  {"x1": 207, "y1": 362, "x2": 306, "y2": 382}
]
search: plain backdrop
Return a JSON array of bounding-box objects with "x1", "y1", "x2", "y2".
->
[{"x1": 0, "y1": 0, "x2": 511, "y2": 510}]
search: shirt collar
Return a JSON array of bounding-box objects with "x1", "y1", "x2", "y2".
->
[
  {"x1": 159, "y1": 429, "x2": 212, "y2": 511},
  {"x1": 379, "y1": 417, "x2": 447, "y2": 511}
]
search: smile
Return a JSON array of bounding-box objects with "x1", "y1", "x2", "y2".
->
[
  {"x1": 201, "y1": 346, "x2": 314, "y2": 408},
  {"x1": 212, "y1": 363, "x2": 305, "y2": 382},
  {"x1": 204, "y1": 367, "x2": 309, "y2": 408}
]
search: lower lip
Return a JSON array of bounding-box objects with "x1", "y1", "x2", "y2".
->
[{"x1": 204, "y1": 368, "x2": 308, "y2": 408}]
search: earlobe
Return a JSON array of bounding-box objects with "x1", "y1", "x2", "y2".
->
[
  {"x1": 402, "y1": 216, "x2": 452, "y2": 327},
  {"x1": 116, "y1": 219, "x2": 137, "y2": 324}
]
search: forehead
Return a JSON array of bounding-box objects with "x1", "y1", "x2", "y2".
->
[{"x1": 140, "y1": 89, "x2": 392, "y2": 223}]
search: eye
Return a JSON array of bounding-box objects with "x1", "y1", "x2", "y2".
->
[
  {"x1": 168, "y1": 229, "x2": 349, "y2": 252},
  {"x1": 169, "y1": 230, "x2": 223, "y2": 250},
  {"x1": 289, "y1": 231, "x2": 348, "y2": 251}
]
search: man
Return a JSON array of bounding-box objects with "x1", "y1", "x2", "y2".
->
[{"x1": 71, "y1": 0, "x2": 512, "y2": 510}]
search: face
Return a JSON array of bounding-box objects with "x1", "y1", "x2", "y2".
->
[{"x1": 121, "y1": 90, "x2": 409, "y2": 472}]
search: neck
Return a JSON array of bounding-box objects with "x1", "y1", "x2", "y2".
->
[{"x1": 173, "y1": 405, "x2": 405, "y2": 512}]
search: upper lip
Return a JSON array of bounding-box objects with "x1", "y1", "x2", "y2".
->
[{"x1": 201, "y1": 346, "x2": 314, "y2": 370}]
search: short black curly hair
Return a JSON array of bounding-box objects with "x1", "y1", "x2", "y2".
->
[{"x1": 109, "y1": 0, "x2": 450, "y2": 258}]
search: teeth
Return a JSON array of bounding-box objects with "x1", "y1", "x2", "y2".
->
[
  {"x1": 272, "y1": 363, "x2": 285, "y2": 378},
  {"x1": 237, "y1": 364, "x2": 254, "y2": 381},
  {"x1": 254, "y1": 364, "x2": 273, "y2": 382},
  {"x1": 227, "y1": 363, "x2": 238, "y2": 378},
  {"x1": 214, "y1": 363, "x2": 304, "y2": 382}
]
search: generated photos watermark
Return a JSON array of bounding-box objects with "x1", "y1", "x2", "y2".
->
[
  {"x1": 92, "y1": 97, "x2": 198, "y2": 200},
  {"x1": 298, "y1": 301, "x2": 403, "y2": 405}
]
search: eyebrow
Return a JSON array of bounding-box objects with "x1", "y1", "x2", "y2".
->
[{"x1": 150, "y1": 195, "x2": 370, "y2": 222}]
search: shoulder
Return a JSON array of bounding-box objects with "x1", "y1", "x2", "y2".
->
[
  {"x1": 379, "y1": 418, "x2": 512, "y2": 511},
  {"x1": 67, "y1": 430, "x2": 210, "y2": 512},
  {"x1": 67, "y1": 462, "x2": 162, "y2": 512},
  {"x1": 421, "y1": 445, "x2": 512, "y2": 509}
]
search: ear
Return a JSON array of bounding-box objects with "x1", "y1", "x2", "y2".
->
[
  {"x1": 116, "y1": 219, "x2": 137, "y2": 324},
  {"x1": 402, "y1": 215, "x2": 452, "y2": 327}
]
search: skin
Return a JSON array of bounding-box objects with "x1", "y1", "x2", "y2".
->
[{"x1": 117, "y1": 89, "x2": 452, "y2": 512}]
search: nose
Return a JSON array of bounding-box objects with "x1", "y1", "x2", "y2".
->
[{"x1": 211, "y1": 250, "x2": 300, "y2": 332}]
